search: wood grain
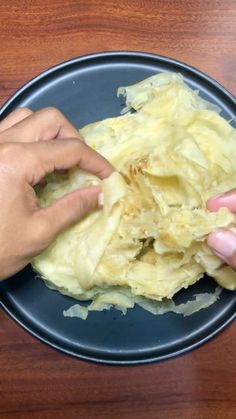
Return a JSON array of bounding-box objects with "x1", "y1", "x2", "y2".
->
[{"x1": 0, "y1": 1, "x2": 235, "y2": 418}]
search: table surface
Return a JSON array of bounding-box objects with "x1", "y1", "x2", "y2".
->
[{"x1": 0, "y1": 1, "x2": 235, "y2": 418}]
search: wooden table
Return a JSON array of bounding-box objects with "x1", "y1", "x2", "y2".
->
[{"x1": 0, "y1": 1, "x2": 235, "y2": 418}]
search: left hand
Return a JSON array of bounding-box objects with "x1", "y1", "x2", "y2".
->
[{"x1": 0, "y1": 107, "x2": 113, "y2": 279}]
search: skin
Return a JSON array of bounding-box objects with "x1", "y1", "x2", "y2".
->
[
  {"x1": 207, "y1": 191, "x2": 236, "y2": 269},
  {"x1": 0, "y1": 107, "x2": 113, "y2": 280}
]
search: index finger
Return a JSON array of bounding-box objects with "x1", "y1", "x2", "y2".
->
[
  {"x1": 0, "y1": 107, "x2": 83, "y2": 143},
  {"x1": 21, "y1": 138, "x2": 114, "y2": 184}
]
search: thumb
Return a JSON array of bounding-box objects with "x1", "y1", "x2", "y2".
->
[
  {"x1": 41, "y1": 185, "x2": 102, "y2": 238},
  {"x1": 207, "y1": 228, "x2": 236, "y2": 270}
]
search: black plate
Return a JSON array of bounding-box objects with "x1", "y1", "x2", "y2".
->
[{"x1": 0, "y1": 52, "x2": 235, "y2": 364}]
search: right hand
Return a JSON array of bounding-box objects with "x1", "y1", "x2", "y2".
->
[{"x1": 207, "y1": 190, "x2": 236, "y2": 269}]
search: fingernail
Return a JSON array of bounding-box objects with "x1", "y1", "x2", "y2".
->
[
  {"x1": 208, "y1": 229, "x2": 236, "y2": 260},
  {"x1": 98, "y1": 192, "x2": 104, "y2": 208}
]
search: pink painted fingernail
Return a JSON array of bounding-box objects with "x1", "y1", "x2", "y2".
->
[{"x1": 208, "y1": 230, "x2": 236, "y2": 260}]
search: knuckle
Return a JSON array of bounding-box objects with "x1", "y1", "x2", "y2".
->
[
  {"x1": 43, "y1": 107, "x2": 62, "y2": 122},
  {"x1": 77, "y1": 198, "x2": 86, "y2": 217},
  {"x1": 0, "y1": 143, "x2": 39, "y2": 177},
  {"x1": 0, "y1": 143, "x2": 26, "y2": 179},
  {"x1": 78, "y1": 192, "x2": 96, "y2": 216}
]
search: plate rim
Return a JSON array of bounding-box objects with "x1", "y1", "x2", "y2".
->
[
  {"x1": 0, "y1": 50, "x2": 235, "y2": 364},
  {"x1": 0, "y1": 291, "x2": 235, "y2": 365},
  {"x1": 0, "y1": 50, "x2": 235, "y2": 117}
]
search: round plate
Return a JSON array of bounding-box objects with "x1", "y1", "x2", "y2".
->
[{"x1": 0, "y1": 52, "x2": 235, "y2": 364}]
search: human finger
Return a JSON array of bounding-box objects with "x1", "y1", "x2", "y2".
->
[
  {"x1": 19, "y1": 139, "x2": 114, "y2": 184},
  {"x1": 37, "y1": 185, "x2": 102, "y2": 239},
  {"x1": 0, "y1": 107, "x2": 82, "y2": 143},
  {"x1": 207, "y1": 228, "x2": 236, "y2": 269},
  {"x1": 207, "y1": 189, "x2": 236, "y2": 212},
  {"x1": 0, "y1": 108, "x2": 32, "y2": 134}
]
